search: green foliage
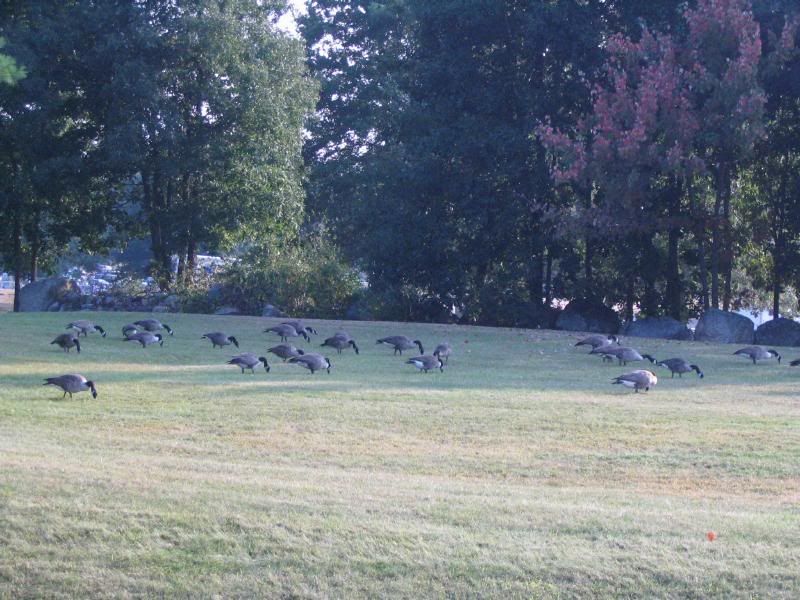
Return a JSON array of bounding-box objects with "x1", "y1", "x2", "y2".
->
[
  {"x1": 0, "y1": 38, "x2": 25, "y2": 85},
  {"x1": 219, "y1": 231, "x2": 361, "y2": 317}
]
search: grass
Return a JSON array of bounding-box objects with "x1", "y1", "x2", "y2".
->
[{"x1": 1, "y1": 311, "x2": 799, "y2": 598}]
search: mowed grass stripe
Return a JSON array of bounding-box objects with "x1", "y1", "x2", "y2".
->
[{"x1": 1, "y1": 311, "x2": 799, "y2": 597}]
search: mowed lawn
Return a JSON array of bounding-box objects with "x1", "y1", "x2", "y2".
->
[{"x1": 1, "y1": 312, "x2": 798, "y2": 598}]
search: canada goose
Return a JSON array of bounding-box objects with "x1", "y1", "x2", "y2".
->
[
  {"x1": 43, "y1": 374, "x2": 97, "y2": 399},
  {"x1": 51, "y1": 333, "x2": 81, "y2": 353},
  {"x1": 612, "y1": 370, "x2": 658, "y2": 393},
  {"x1": 733, "y1": 346, "x2": 781, "y2": 364},
  {"x1": 656, "y1": 358, "x2": 704, "y2": 378},
  {"x1": 227, "y1": 353, "x2": 270, "y2": 374},
  {"x1": 406, "y1": 355, "x2": 444, "y2": 373},
  {"x1": 202, "y1": 332, "x2": 239, "y2": 349},
  {"x1": 264, "y1": 323, "x2": 310, "y2": 343},
  {"x1": 289, "y1": 353, "x2": 332, "y2": 374},
  {"x1": 376, "y1": 336, "x2": 424, "y2": 355},
  {"x1": 790, "y1": 358, "x2": 800, "y2": 367},
  {"x1": 66, "y1": 320, "x2": 106, "y2": 338},
  {"x1": 433, "y1": 342, "x2": 452, "y2": 363},
  {"x1": 122, "y1": 324, "x2": 139, "y2": 337},
  {"x1": 282, "y1": 320, "x2": 318, "y2": 336},
  {"x1": 133, "y1": 319, "x2": 174, "y2": 336},
  {"x1": 124, "y1": 332, "x2": 164, "y2": 347},
  {"x1": 267, "y1": 344, "x2": 306, "y2": 361},
  {"x1": 575, "y1": 334, "x2": 619, "y2": 349},
  {"x1": 590, "y1": 345, "x2": 655, "y2": 366},
  {"x1": 321, "y1": 334, "x2": 359, "y2": 354}
]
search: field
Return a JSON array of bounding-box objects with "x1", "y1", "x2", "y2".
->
[{"x1": 1, "y1": 312, "x2": 799, "y2": 598}]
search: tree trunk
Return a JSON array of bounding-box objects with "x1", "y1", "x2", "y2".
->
[
  {"x1": 529, "y1": 250, "x2": 544, "y2": 305},
  {"x1": 29, "y1": 231, "x2": 39, "y2": 283},
  {"x1": 710, "y1": 189, "x2": 722, "y2": 309},
  {"x1": 722, "y1": 173, "x2": 732, "y2": 312},
  {"x1": 186, "y1": 236, "x2": 197, "y2": 281},
  {"x1": 698, "y1": 229, "x2": 709, "y2": 311},
  {"x1": 584, "y1": 235, "x2": 593, "y2": 296},
  {"x1": 544, "y1": 248, "x2": 553, "y2": 307},
  {"x1": 624, "y1": 277, "x2": 634, "y2": 322},
  {"x1": 666, "y1": 227, "x2": 681, "y2": 319},
  {"x1": 773, "y1": 278, "x2": 780, "y2": 319},
  {"x1": 12, "y1": 213, "x2": 22, "y2": 313}
]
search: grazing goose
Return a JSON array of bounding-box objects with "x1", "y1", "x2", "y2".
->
[
  {"x1": 124, "y1": 332, "x2": 164, "y2": 347},
  {"x1": 406, "y1": 355, "x2": 444, "y2": 373},
  {"x1": 376, "y1": 336, "x2": 424, "y2": 356},
  {"x1": 122, "y1": 324, "x2": 139, "y2": 337},
  {"x1": 264, "y1": 323, "x2": 310, "y2": 343},
  {"x1": 433, "y1": 342, "x2": 452, "y2": 364},
  {"x1": 321, "y1": 334, "x2": 359, "y2": 354},
  {"x1": 227, "y1": 353, "x2": 270, "y2": 374},
  {"x1": 590, "y1": 345, "x2": 655, "y2": 366},
  {"x1": 51, "y1": 333, "x2": 81, "y2": 353},
  {"x1": 790, "y1": 358, "x2": 800, "y2": 367},
  {"x1": 575, "y1": 334, "x2": 619, "y2": 349},
  {"x1": 43, "y1": 374, "x2": 97, "y2": 399},
  {"x1": 733, "y1": 346, "x2": 781, "y2": 364},
  {"x1": 133, "y1": 319, "x2": 174, "y2": 336},
  {"x1": 612, "y1": 370, "x2": 658, "y2": 393},
  {"x1": 202, "y1": 332, "x2": 239, "y2": 349},
  {"x1": 656, "y1": 358, "x2": 704, "y2": 378},
  {"x1": 289, "y1": 352, "x2": 332, "y2": 374},
  {"x1": 282, "y1": 320, "x2": 318, "y2": 336},
  {"x1": 66, "y1": 320, "x2": 106, "y2": 338},
  {"x1": 267, "y1": 344, "x2": 306, "y2": 361}
]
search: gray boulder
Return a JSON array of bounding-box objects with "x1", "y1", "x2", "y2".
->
[
  {"x1": 556, "y1": 299, "x2": 620, "y2": 334},
  {"x1": 754, "y1": 318, "x2": 800, "y2": 347},
  {"x1": 215, "y1": 305, "x2": 240, "y2": 316},
  {"x1": 694, "y1": 308, "x2": 754, "y2": 344},
  {"x1": 621, "y1": 316, "x2": 692, "y2": 340},
  {"x1": 18, "y1": 277, "x2": 82, "y2": 312},
  {"x1": 261, "y1": 303, "x2": 286, "y2": 318}
]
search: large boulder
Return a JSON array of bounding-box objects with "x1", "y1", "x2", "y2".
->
[
  {"x1": 556, "y1": 299, "x2": 620, "y2": 334},
  {"x1": 694, "y1": 308, "x2": 754, "y2": 344},
  {"x1": 17, "y1": 277, "x2": 82, "y2": 312},
  {"x1": 621, "y1": 316, "x2": 693, "y2": 340},
  {"x1": 754, "y1": 318, "x2": 800, "y2": 347}
]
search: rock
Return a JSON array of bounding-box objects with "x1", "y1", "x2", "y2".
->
[
  {"x1": 694, "y1": 308, "x2": 754, "y2": 344},
  {"x1": 621, "y1": 316, "x2": 692, "y2": 340},
  {"x1": 47, "y1": 301, "x2": 61, "y2": 312},
  {"x1": 555, "y1": 298, "x2": 620, "y2": 334},
  {"x1": 164, "y1": 294, "x2": 180, "y2": 310},
  {"x1": 754, "y1": 318, "x2": 800, "y2": 347},
  {"x1": 215, "y1": 306, "x2": 240, "y2": 316},
  {"x1": 261, "y1": 303, "x2": 286, "y2": 318},
  {"x1": 18, "y1": 277, "x2": 82, "y2": 312}
]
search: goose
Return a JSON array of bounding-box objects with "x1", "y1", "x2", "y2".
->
[
  {"x1": 227, "y1": 353, "x2": 270, "y2": 374},
  {"x1": 289, "y1": 352, "x2": 332, "y2": 374},
  {"x1": 433, "y1": 342, "x2": 452, "y2": 363},
  {"x1": 321, "y1": 334, "x2": 359, "y2": 354},
  {"x1": 202, "y1": 332, "x2": 239, "y2": 349},
  {"x1": 267, "y1": 344, "x2": 306, "y2": 361},
  {"x1": 133, "y1": 319, "x2": 174, "y2": 336},
  {"x1": 43, "y1": 374, "x2": 97, "y2": 399},
  {"x1": 376, "y1": 336, "x2": 424, "y2": 355},
  {"x1": 406, "y1": 355, "x2": 444, "y2": 373},
  {"x1": 264, "y1": 323, "x2": 310, "y2": 343},
  {"x1": 124, "y1": 332, "x2": 164, "y2": 347},
  {"x1": 590, "y1": 345, "x2": 655, "y2": 366},
  {"x1": 790, "y1": 359, "x2": 800, "y2": 367},
  {"x1": 575, "y1": 334, "x2": 619, "y2": 349},
  {"x1": 66, "y1": 320, "x2": 106, "y2": 338},
  {"x1": 733, "y1": 346, "x2": 781, "y2": 364},
  {"x1": 656, "y1": 358, "x2": 704, "y2": 378},
  {"x1": 612, "y1": 369, "x2": 658, "y2": 393},
  {"x1": 122, "y1": 324, "x2": 139, "y2": 337},
  {"x1": 51, "y1": 333, "x2": 81, "y2": 353},
  {"x1": 282, "y1": 320, "x2": 318, "y2": 336}
]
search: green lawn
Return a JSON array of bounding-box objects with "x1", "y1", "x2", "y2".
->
[{"x1": 1, "y1": 312, "x2": 798, "y2": 598}]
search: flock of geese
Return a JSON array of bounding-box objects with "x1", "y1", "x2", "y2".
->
[
  {"x1": 575, "y1": 333, "x2": 794, "y2": 393},
  {"x1": 41, "y1": 317, "x2": 798, "y2": 399},
  {"x1": 43, "y1": 318, "x2": 454, "y2": 399}
]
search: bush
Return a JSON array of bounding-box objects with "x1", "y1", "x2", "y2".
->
[{"x1": 219, "y1": 231, "x2": 361, "y2": 318}]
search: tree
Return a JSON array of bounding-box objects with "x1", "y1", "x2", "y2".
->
[
  {"x1": 0, "y1": 37, "x2": 25, "y2": 85},
  {"x1": 100, "y1": 0, "x2": 317, "y2": 288}
]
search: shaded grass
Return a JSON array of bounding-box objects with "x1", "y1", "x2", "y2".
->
[{"x1": 1, "y1": 311, "x2": 799, "y2": 598}]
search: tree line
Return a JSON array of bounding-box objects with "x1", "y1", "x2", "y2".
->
[
  {"x1": 0, "y1": 1, "x2": 316, "y2": 310},
  {"x1": 301, "y1": 0, "x2": 800, "y2": 324},
  {"x1": 2, "y1": 0, "x2": 799, "y2": 324}
]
